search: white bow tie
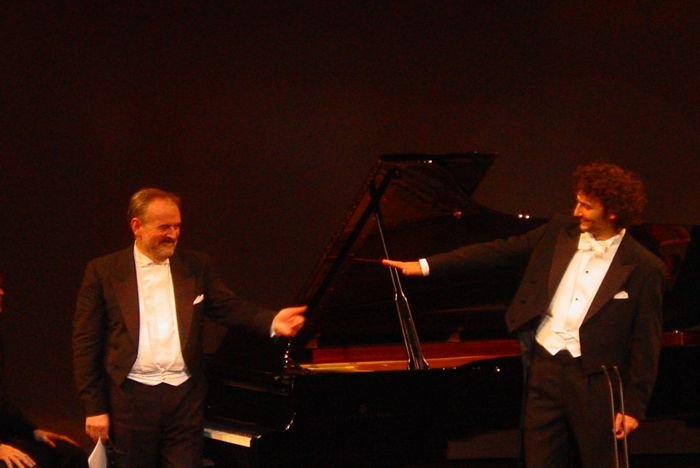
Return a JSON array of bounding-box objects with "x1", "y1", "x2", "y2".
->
[{"x1": 578, "y1": 232, "x2": 608, "y2": 257}]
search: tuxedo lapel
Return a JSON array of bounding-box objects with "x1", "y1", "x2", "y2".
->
[
  {"x1": 548, "y1": 225, "x2": 580, "y2": 298},
  {"x1": 170, "y1": 254, "x2": 196, "y2": 350},
  {"x1": 583, "y1": 235, "x2": 635, "y2": 323},
  {"x1": 111, "y1": 249, "x2": 140, "y2": 347}
]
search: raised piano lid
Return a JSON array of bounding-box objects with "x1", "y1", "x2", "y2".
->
[
  {"x1": 207, "y1": 152, "x2": 700, "y2": 375},
  {"x1": 291, "y1": 152, "x2": 543, "y2": 371},
  {"x1": 205, "y1": 153, "x2": 530, "y2": 375}
]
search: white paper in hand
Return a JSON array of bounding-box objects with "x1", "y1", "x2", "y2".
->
[{"x1": 88, "y1": 438, "x2": 108, "y2": 468}]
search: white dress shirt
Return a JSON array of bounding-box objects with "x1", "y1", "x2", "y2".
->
[
  {"x1": 128, "y1": 245, "x2": 190, "y2": 386},
  {"x1": 536, "y1": 230, "x2": 625, "y2": 357}
]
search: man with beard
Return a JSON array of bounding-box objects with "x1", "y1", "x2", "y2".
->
[
  {"x1": 73, "y1": 188, "x2": 306, "y2": 468},
  {"x1": 382, "y1": 162, "x2": 665, "y2": 467}
]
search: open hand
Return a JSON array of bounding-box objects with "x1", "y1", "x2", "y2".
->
[
  {"x1": 0, "y1": 443, "x2": 36, "y2": 467},
  {"x1": 381, "y1": 259, "x2": 423, "y2": 276},
  {"x1": 34, "y1": 428, "x2": 80, "y2": 448}
]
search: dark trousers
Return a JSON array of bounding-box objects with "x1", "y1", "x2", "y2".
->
[
  {"x1": 0, "y1": 437, "x2": 87, "y2": 468},
  {"x1": 109, "y1": 377, "x2": 206, "y2": 468},
  {"x1": 523, "y1": 345, "x2": 616, "y2": 468}
]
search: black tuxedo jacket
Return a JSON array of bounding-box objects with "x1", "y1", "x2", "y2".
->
[
  {"x1": 73, "y1": 247, "x2": 277, "y2": 416},
  {"x1": 427, "y1": 215, "x2": 665, "y2": 419}
]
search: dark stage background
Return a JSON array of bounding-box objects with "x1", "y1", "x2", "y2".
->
[{"x1": 1, "y1": 0, "x2": 699, "y2": 453}]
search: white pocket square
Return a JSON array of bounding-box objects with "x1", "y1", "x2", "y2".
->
[
  {"x1": 613, "y1": 291, "x2": 629, "y2": 299},
  {"x1": 193, "y1": 294, "x2": 204, "y2": 305}
]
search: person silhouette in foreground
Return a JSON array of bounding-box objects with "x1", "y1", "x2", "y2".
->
[{"x1": 0, "y1": 274, "x2": 88, "y2": 467}]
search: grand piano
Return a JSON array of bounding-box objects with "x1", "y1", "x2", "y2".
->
[{"x1": 203, "y1": 153, "x2": 700, "y2": 467}]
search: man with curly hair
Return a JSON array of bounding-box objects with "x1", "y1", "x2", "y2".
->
[{"x1": 383, "y1": 162, "x2": 665, "y2": 467}]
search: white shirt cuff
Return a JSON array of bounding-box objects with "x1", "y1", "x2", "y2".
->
[{"x1": 418, "y1": 258, "x2": 430, "y2": 276}]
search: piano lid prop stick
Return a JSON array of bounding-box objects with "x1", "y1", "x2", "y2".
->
[{"x1": 372, "y1": 201, "x2": 429, "y2": 370}]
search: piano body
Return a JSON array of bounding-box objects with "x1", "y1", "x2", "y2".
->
[{"x1": 203, "y1": 153, "x2": 700, "y2": 466}]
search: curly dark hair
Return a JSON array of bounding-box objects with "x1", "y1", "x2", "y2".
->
[{"x1": 573, "y1": 161, "x2": 647, "y2": 228}]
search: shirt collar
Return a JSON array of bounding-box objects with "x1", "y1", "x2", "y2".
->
[
  {"x1": 601, "y1": 228, "x2": 625, "y2": 248},
  {"x1": 578, "y1": 229, "x2": 625, "y2": 257}
]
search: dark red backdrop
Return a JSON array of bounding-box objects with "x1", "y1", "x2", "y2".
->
[{"x1": 1, "y1": 1, "x2": 698, "y2": 442}]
